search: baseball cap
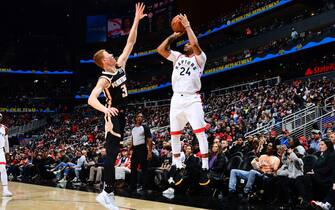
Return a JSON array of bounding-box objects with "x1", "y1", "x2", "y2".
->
[{"x1": 311, "y1": 129, "x2": 321, "y2": 134}]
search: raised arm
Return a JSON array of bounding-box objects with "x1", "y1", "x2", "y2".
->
[
  {"x1": 88, "y1": 78, "x2": 119, "y2": 116},
  {"x1": 156, "y1": 32, "x2": 183, "y2": 59},
  {"x1": 4, "y1": 127, "x2": 9, "y2": 153},
  {"x1": 117, "y1": 3, "x2": 147, "y2": 69},
  {"x1": 179, "y1": 14, "x2": 202, "y2": 55}
]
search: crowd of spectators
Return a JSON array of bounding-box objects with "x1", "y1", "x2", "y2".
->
[
  {"x1": 4, "y1": 74, "x2": 335, "y2": 209},
  {"x1": 77, "y1": 22, "x2": 335, "y2": 95}
]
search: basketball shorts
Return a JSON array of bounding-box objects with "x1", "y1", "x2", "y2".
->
[
  {"x1": 170, "y1": 93, "x2": 207, "y2": 135},
  {"x1": 0, "y1": 149, "x2": 6, "y2": 164}
]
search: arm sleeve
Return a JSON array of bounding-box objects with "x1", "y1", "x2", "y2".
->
[
  {"x1": 194, "y1": 51, "x2": 207, "y2": 68},
  {"x1": 4, "y1": 135, "x2": 9, "y2": 153},
  {"x1": 167, "y1": 50, "x2": 182, "y2": 63}
]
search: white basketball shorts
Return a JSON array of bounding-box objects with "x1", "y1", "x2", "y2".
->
[{"x1": 170, "y1": 93, "x2": 207, "y2": 135}]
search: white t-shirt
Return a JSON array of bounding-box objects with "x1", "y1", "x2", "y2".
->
[
  {"x1": 132, "y1": 126, "x2": 145, "y2": 146},
  {"x1": 131, "y1": 125, "x2": 151, "y2": 146},
  {"x1": 167, "y1": 50, "x2": 207, "y2": 94}
]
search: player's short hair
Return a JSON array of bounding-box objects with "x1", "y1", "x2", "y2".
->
[{"x1": 93, "y1": 49, "x2": 106, "y2": 69}]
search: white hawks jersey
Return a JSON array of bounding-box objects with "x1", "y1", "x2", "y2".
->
[
  {"x1": 0, "y1": 124, "x2": 8, "y2": 150},
  {"x1": 167, "y1": 50, "x2": 207, "y2": 94}
]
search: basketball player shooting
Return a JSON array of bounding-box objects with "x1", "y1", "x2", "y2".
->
[
  {"x1": 0, "y1": 113, "x2": 12, "y2": 197},
  {"x1": 157, "y1": 14, "x2": 210, "y2": 186},
  {"x1": 88, "y1": 3, "x2": 146, "y2": 210}
]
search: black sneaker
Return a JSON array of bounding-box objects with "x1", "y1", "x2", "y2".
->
[
  {"x1": 199, "y1": 169, "x2": 210, "y2": 186},
  {"x1": 174, "y1": 168, "x2": 186, "y2": 186}
]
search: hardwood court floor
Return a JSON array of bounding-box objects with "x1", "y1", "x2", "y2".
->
[{"x1": 1, "y1": 182, "x2": 206, "y2": 210}]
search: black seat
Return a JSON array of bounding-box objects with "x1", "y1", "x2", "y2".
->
[
  {"x1": 225, "y1": 156, "x2": 243, "y2": 177},
  {"x1": 230, "y1": 152, "x2": 243, "y2": 159},
  {"x1": 240, "y1": 155, "x2": 256, "y2": 171},
  {"x1": 245, "y1": 151, "x2": 256, "y2": 158}
]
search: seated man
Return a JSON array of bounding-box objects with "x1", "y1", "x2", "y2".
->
[
  {"x1": 87, "y1": 148, "x2": 106, "y2": 185},
  {"x1": 228, "y1": 146, "x2": 280, "y2": 200},
  {"x1": 115, "y1": 149, "x2": 131, "y2": 181}
]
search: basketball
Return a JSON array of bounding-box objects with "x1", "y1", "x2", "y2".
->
[{"x1": 171, "y1": 16, "x2": 185, "y2": 32}]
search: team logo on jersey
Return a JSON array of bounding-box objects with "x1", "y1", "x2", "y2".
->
[
  {"x1": 175, "y1": 58, "x2": 197, "y2": 76},
  {"x1": 112, "y1": 75, "x2": 127, "y2": 88}
]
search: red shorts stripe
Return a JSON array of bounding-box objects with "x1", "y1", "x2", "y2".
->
[
  {"x1": 193, "y1": 123, "x2": 210, "y2": 134},
  {"x1": 0, "y1": 162, "x2": 6, "y2": 165},
  {"x1": 170, "y1": 131, "x2": 183, "y2": 136},
  {"x1": 193, "y1": 127, "x2": 206, "y2": 134}
]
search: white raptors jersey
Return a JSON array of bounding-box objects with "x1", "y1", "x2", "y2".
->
[
  {"x1": 167, "y1": 50, "x2": 207, "y2": 94},
  {"x1": 0, "y1": 124, "x2": 8, "y2": 150}
]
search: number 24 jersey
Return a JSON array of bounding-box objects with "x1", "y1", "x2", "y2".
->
[{"x1": 167, "y1": 50, "x2": 207, "y2": 94}]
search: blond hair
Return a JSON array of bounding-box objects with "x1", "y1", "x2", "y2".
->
[{"x1": 93, "y1": 49, "x2": 106, "y2": 69}]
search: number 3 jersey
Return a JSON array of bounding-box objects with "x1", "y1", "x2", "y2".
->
[
  {"x1": 99, "y1": 68, "x2": 128, "y2": 109},
  {"x1": 167, "y1": 50, "x2": 207, "y2": 94}
]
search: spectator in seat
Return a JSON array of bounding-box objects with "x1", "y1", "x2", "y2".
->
[
  {"x1": 208, "y1": 143, "x2": 227, "y2": 181},
  {"x1": 115, "y1": 149, "x2": 131, "y2": 182},
  {"x1": 228, "y1": 145, "x2": 280, "y2": 201},
  {"x1": 329, "y1": 132, "x2": 335, "y2": 150},
  {"x1": 87, "y1": 148, "x2": 106, "y2": 185},
  {"x1": 229, "y1": 136, "x2": 245, "y2": 156},
  {"x1": 272, "y1": 147, "x2": 304, "y2": 204},
  {"x1": 288, "y1": 137, "x2": 306, "y2": 157},
  {"x1": 296, "y1": 139, "x2": 335, "y2": 205},
  {"x1": 309, "y1": 129, "x2": 322, "y2": 153}
]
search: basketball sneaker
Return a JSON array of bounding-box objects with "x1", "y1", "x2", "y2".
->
[
  {"x1": 2, "y1": 190, "x2": 12, "y2": 197},
  {"x1": 174, "y1": 168, "x2": 186, "y2": 186},
  {"x1": 311, "y1": 200, "x2": 331, "y2": 210},
  {"x1": 162, "y1": 187, "x2": 174, "y2": 195},
  {"x1": 199, "y1": 169, "x2": 210, "y2": 186},
  {"x1": 96, "y1": 190, "x2": 119, "y2": 210}
]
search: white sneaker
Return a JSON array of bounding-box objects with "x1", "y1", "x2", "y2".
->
[
  {"x1": 311, "y1": 200, "x2": 331, "y2": 210},
  {"x1": 96, "y1": 190, "x2": 119, "y2": 210},
  {"x1": 53, "y1": 170, "x2": 61, "y2": 175},
  {"x1": 167, "y1": 177, "x2": 175, "y2": 184},
  {"x1": 58, "y1": 178, "x2": 67, "y2": 183},
  {"x1": 162, "y1": 191, "x2": 174, "y2": 200},
  {"x1": 162, "y1": 187, "x2": 174, "y2": 195},
  {"x1": 2, "y1": 190, "x2": 13, "y2": 197}
]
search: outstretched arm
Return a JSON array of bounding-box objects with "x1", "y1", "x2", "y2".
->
[
  {"x1": 117, "y1": 3, "x2": 147, "y2": 69},
  {"x1": 88, "y1": 78, "x2": 119, "y2": 116},
  {"x1": 156, "y1": 32, "x2": 183, "y2": 59},
  {"x1": 179, "y1": 14, "x2": 202, "y2": 55},
  {"x1": 4, "y1": 129, "x2": 9, "y2": 153}
]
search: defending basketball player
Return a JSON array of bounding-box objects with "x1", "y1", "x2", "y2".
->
[
  {"x1": 88, "y1": 3, "x2": 146, "y2": 210},
  {"x1": 0, "y1": 113, "x2": 12, "y2": 197},
  {"x1": 157, "y1": 14, "x2": 210, "y2": 186}
]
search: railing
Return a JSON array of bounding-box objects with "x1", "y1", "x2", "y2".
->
[
  {"x1": 325, "y1": 94, "x2": 335, "y2": 109},
  {"x1": 280, "y1": 104, "x2": 318, "y2": 130},
  {"x1": 144, "y1": 99, "x2": 171, "y2": 108},
  {"x1": 289, "y1": 109, "x2": 335, "y2": 139},
  {"x1": 9, "y1": 118, "x2": 47, "y2": 137},
  {"x1": 244, "y1": 105, "x2": 322, "y2": 137}
]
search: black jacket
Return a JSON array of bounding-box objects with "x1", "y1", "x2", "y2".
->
[
  {"x1": 314, "y1": 151, "x2": 335, "y2": 184},
  {"x1": 209, "y1": 153, "x2": 227, "y2": 174}
]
